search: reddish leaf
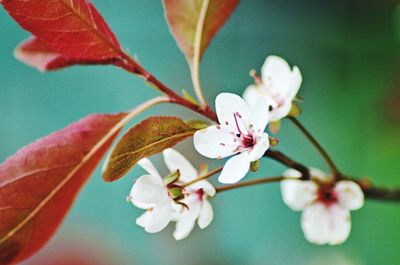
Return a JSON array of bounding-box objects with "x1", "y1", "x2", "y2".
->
[
  {"x1": 0, "y1": 113, "x2": 127, "y2": 264},
  {"x1": 14, "y1": 37, "x2": 77, "y2": 72},
  {"x1": 1, "y1": 0, "x2": 125, "y2": 65},
  {"x1": 102, "y1": 116, "x2": 197, "y2": 182},
  {"x1": 15, "y1": 37, "x2": 119, "y2": 72},
  {"x1": 163, "y1": 0, "x2": 239, "y2": 64}
]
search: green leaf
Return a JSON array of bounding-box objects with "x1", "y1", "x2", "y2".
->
[{"x1": 102, "y1": 116, "x2": 197, "y2": 182}]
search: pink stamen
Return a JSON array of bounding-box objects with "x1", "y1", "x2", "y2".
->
[
  {"x1": 233, "y1": 112, "x2": 245, "y2": 135},
  {"x1": 233, "y1": 113, "x2": 255, "y2": 149}
]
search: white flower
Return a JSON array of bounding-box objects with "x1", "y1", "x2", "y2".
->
[
  {"x1": 281, "y1": 168, "x2": 364, "y2": 245},
  {"x1": 194, "y1": 93, "x2": 270, "y2": 184},
  {"x1": 163, "y1": 149, "x2": 215, "y2": 240},
  {"x1": 127, "y1": 148, "x2": 215, "y2": 239},
  {"x1": 128, "y1": 158, "x2": 173, "y2": 233},
  {"x1": 243, "y1": 55, "x2": 302, "y2": 121}
]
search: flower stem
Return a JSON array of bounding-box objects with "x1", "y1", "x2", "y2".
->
[
  {"x1": 289, "y1": 117, "x2": 340, "y2": 177},
  {"x1": 182, "y1": 166, "x2": 223, "y2": 188},
  {"x1": 216, "y1": 176, "x2": 292, "y2": 193}
]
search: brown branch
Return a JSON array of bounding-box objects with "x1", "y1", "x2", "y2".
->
[{"x1": 264, "y1": 149, "x2": 310, "y2": 180}]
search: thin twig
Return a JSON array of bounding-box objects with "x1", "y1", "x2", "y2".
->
[
  {"x1": 183, "y1": 166, "x2": 223, "y2": 188},
  {"x1": 289, "y1": 117, "x2": 340, "y2": 176},
  {"x1": 216, "y1": 176, "x2": 288, "y2": 193}
]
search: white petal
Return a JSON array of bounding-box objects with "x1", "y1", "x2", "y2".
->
[
  {"x1": 194, "y1": 125, "x2": 238, "y2": 159},
  {"x1": 249, "y1": 97, "x2": 270, "y2": 133},
  {"x1": 187, "y1": 179, "x2": 216, "y2": 197},
  {"x1": 129, "y1": 174, "x2": 169, "y2": 209},
  {"x1": 218, "y1": 153, "x2": 250, "y2": 184},
  {"x1": 269, "y1": 101, "x2": 292, "y2": 122},
  {"x1": 198, "y1": 200, "x2": 214, "y2": 229},
  {"x1": 283, "y1": 168, "x2": 302, "y2": 178},
  {"x1": 301, "y1": 203, "x2": 351, "y2": 245},
  {"x1": 261, "y1": 56, "x2": 302, "y2": 99},
  {"x1": 138, "y1": 158, "x2": 162, "y2": 180},
  {"x1": 281, "y1": 179, "x2": 317, "y2": 211},
  {"x1": 309, "y1": 167, "x2": 330, "y2": 182},
  {"x1": 215, "y1": 93, "x2": 251, "y2": 134},
  {"x1": 163, "y1": 148, "x2": 197, "y2": 182},
  {"x1": 136, "y1": 210, "x2": 152, "y2": 228},
  {"x1": 248, "y1": 133, "x2": 270, "y2": 161},
  {"x1": 173, "y1": 204, "x2": 201, "y2": 240},
  {"x1": 290, "y1": 66, "x2": 302, "y2": 99},
  {"x1": 335, "y1": 181, "x2": 364, "y2": 210},
  {"x1": 243, "y1": 84, "x2": 264, "y2": 107},
  {"x1": 136, "y1": 202, "x2": 172, "y2": 233}
]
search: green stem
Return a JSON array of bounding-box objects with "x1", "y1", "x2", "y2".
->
[{"x1": 289, "y1": 117, "x2": 340, "y2": 176}]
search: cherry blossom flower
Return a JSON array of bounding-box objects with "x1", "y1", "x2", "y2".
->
[
  {"x1": 243, "y1": 55, "x2": 302, "y2": 121},
  {"x1": 163, "y1": 149, "x2": 215, "y2": 240},
  {"x1": 127, "y1": 149, "x2": 215, "y2": 239},
  {"x1": 281, "y1": 168, "x2": 364, "y2": 245},
  {"x1": 193, "y1": 93, "x2": 270, "y2": 184},
  {"x1": 128, "y1": 158, "x2": 173, "y2": 233}
]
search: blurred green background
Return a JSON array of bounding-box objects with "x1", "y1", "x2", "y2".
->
[{"x1": 1, "y1": 0, "x2": 400, "y2": 264}]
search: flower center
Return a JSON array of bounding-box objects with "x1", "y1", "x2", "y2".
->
[
  {"x1": 317, "y1": 185, "x2": 338, "y2": 206},
  {"x1": 233, "y1": 112, "x2": 255, "y2": 149},
  {"x1": 196, "y1": 189, "x2": 205, "y2": 202}
]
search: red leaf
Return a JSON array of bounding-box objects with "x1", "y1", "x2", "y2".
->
[
  {"x1": 0, "y1": 113, "x2": 127, "y2": 264},
  {"x1": 15, "y1": 37, "x2": 119, "y2": 72},
  {"x1": 15, "y1": 37, "x2": 78, "y2": 72},
  {"x1": 163, "y1": 0, "x2": 239, "y2": 64},
  {"x1": 1, "y1": 0, "x2": 125, "y2": 64}
]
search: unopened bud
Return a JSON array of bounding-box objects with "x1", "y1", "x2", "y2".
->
[
  {"x1": 269, "y1": 136, "x2": 279, "y2": 146},
  {"x1": 268, "y1": 120, "x2": 281, "y2": 134},
  {"x1": 288, "y1": 102, "x2": 302, "y2": 117},
  {"x1": 250, "y1": 160, "x2": 260, "y2": 172}
]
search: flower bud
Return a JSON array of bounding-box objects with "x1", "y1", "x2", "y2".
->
[{"x1": 250, "y1": 160, "x2": 260, "y2": 172}]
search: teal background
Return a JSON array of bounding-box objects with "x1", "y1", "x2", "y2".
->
[{"x1": 1, "y1": 0, "x2": 400, "y2": 264}]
